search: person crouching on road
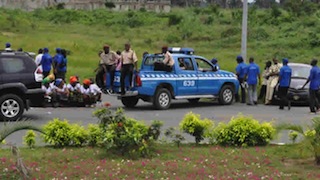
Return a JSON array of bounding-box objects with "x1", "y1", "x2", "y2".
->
[
  {"x1": 302, "y1": 59, "x2": 320, "y2": 114},
  {"x1": 52, "y1": 79, "x2": 69, "y2": 107},
  {"x1": 120, "y1": 43, "x2": 138, "y2": 95},
  {"x1": 235, "y1": 55, "x2": 248, "y2": 103},
  {"x1": 245, "y1": 57, "x2": 260, "y2": 105},
  {"x1": 89, "y1": 78, "x2": 102, "y2": 103},
  {"x1": 67, "y1": 76, "x2": 82, "y2": 104},
  {"x1": 81, "y1": 79, "x2": 95, "y2": 106},
  {"x1": 42, "y1": 77, "x2": 53, "y2": 103},
  {"x1": 278, "y1": 58, "x2": 292, "y2": 110}
]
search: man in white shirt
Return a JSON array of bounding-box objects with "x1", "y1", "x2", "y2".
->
[{"x1": 35, "y1": 48, "x2": 43, "y2": 70}]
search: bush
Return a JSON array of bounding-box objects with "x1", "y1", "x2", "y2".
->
[
  {"x1": 168, "y1": 14, "x2": 182, "y2": 26},
  {"x1": 23, "y1": 130, "x2": 36, "y2": 148},
  {"x1": 179, "y1": 112, "x2": 214, "y2": 144},
  {"x1": 69, "y1": 124, "x2": 88, "y2": 146},
  {"x1": 87, "y1": 124, "x2": 104, "y2": 147},
  {"x1": 165, "y1": 127, "x2": 185, "y2": 147},
  {"x1": 94, "y1": 108, "x2": 161, "y2": 157},
  {"x1": 42, "y1": 118, "x2": 73, "y2": 147},
  {"x1": 212, "y1": 115, "x2": 275, "y2": 147},
  {"x1": 42, "y1": 118, "x2": 88, "y2": 147}
]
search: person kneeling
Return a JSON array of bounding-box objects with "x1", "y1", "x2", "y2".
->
[
  {"x1": 52, "y1": 79, "x2": 70, "y2": 107},
  {"x1": 67, "y1": 76, "x2": 83, "y2": 106}
]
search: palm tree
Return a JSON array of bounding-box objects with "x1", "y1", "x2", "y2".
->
[{"x1": 277, "y1": 117, "x2": 320, "y2": 165}]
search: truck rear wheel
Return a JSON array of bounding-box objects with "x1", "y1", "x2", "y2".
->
[
  {"x1": 121, "y1": 96, "x2": 139, "y2": 108},
  {"x1": 153, "y1": 88, "x2": 171, "y2": 110},
  {"x1": 0, "y1": 94, "x2": 24, "y2": 121},
  {"x1": 218, "y1": 85, "x2": 234, "y2": 105}
]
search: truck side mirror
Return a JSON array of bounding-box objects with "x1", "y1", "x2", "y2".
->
[{"x1": 212, "y1": 66, "x2": 218, "y2": 72}]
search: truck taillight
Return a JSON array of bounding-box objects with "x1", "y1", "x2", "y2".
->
[{"x1": 136, "y1": 74, "x2": 142, "y2": 87}]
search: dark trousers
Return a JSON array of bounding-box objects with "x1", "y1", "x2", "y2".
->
[
  {"x1": 258, "y1": 85, "x2": 267, "y2": 100},
  {"x1": 43, "y1": 71, "x2": 50, "y2": 78},
  {"x1": 106, "y1": 65, "x2": 116, "y2": 89},
  {"x1": 95, "y1": 65, "x2": 105, "y2": 88},
  {"x1": 236, "y1": 78, "x2": 246, "y2": 103},
  {"x1": 278, "y1": 86, "x2": 289, "y2": 109},
  {"x1": 121, "y1": 64, "x2": 134, "y2": 94},
  {"x1": 309, "y1": 89, "x2": 320, "y2": 112},
  {"x1": 55, "y1": 71, "x2": 66, "y2": 81}
]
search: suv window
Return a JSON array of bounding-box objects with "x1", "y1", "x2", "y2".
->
[
  {"x1": 178, "y1": 57, "x2": 194, "y2": 70},
  {"x1": 195, "y1": 58, "x2": 213, "y2": 71},
  {"x1": 0, "y1": 56, "x2": 34, "y2": 74}
]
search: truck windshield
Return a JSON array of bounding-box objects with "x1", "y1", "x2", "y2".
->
[{"x1": 144, "y1": 56, "x2": 165, "y2": 65}]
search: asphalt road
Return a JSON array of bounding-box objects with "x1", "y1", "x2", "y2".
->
[{"x1": 1, "y1": 94, "x2": 316, "y2": 146}]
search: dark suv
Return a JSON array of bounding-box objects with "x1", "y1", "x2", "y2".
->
[{"x1": 0, "y1": 50, "x2": 44, "y2": 121}]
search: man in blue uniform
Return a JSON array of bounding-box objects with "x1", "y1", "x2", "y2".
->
[
  {"x1": 278, "y1": 58, "x2": 292, "y2": 110},
  {"x1": 235, "y1": 55, "x2": 247, "y2": 103},
  {"x1": 211, "y1": 58, "x2": 220, "y2": 70},
  {"x1": 53, "y1": 48, "x2": 65, "y2": 80},
  {"x1": 302, "y1": 59, "x2": 320, "y2": 114},
  {"x1": 40, "y1": 48, "x2": 52, "y2": 78},
  {"x1": 246, "y1": 57, "x2": 260, "y2": 105}
]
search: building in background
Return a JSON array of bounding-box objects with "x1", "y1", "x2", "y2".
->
[{"x1": 109, "y1": 0, "x2": 171, "y2": 13}]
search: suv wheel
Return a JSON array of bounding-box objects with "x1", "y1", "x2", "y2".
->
[
  {"x1": 0, "y1": 94, "x2": 24, "y2": 121},
  {"x1": 218, "y1": 85, "x2": 234, "y2": 105},
  {"x1": 153, "y1": 88, "x2": 171, "y2": 110}
]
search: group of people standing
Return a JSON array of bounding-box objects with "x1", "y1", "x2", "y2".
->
[
  {"x1": 95, "y1": 43, "x2": 139, "y2": 95},
  {"x1": 235, "y1": 56, "x2": 292, "y2": 109},
  {"x1": 35, "y1": 47, "x2": 68, "y2": 81},
  {"x1": 235, "y1": 55, "x2": 320, "y2": 113}
]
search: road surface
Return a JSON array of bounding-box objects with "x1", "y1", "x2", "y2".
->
[{"x1": 1, "y1": 94, "x2": 315, "y2": 146}]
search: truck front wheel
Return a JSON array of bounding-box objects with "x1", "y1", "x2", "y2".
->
[
  {"x1": 153, "y1": 88, "x2": 171, "y2": 110},
  {"x1": 121, "y1": 96, "x2": 139, "y2": 108},
  {"x1": 218, "y1": 85, "x2": 234, "y2": 105}
]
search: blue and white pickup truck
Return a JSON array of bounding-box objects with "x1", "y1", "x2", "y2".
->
[{"x1": 107, "y1": 48, "x2": 239, "y2": 110}]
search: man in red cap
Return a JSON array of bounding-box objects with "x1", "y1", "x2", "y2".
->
[{"x1": 98, "y1": 45, "x2": 119, "y2": 93}]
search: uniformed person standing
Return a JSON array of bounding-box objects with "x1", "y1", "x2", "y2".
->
[
  {"x1": 278, "y1": 58, "x2": 292, "y2": 110},
  {"x1": 302, "y1": 59, "x2": 320, "y2": 114},
  {"x1": 235, "y1": 56, "x2": 248, "y2": 103},
  {"x1": 265, "y1": 58, "x2": 282, "y2": 105},
  {"x1": 120, "y1": 43, "x2": 138, "y2": 95},
  {"x1": 246, "y1": 57, "x2": 260, "y2": 105},
  {"x1": 100, "y1": 45, "x2": 119, "y2": 93}
]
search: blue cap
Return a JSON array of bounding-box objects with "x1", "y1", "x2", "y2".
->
[
  {"x1": 54, "y1": 78, "x2": 63, "y2": 86},
  {"x1": 282, "y1": 58, "x2": 289, "y2": 64},
  {"x1": 236, "y1": 55, "x2": 242, "y2": 60},
  {"x1": 56, "y1": 48, "x2": 61, "y2": 51},
  {"x1": 211, "y1": 58, "x2": 218, "y2": 63},
  {"x1": 5, "y1": 42, "x2": 11, "y2": 48},
  {"x1": 43, "y1": 47, "x2": 49, "y2": 52}
]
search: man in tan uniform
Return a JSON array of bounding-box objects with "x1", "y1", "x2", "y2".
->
[
  {"x1": 162, "y1": 46, "x2": 174, "y2": 71},
  {"x1": 120, "y1": 43, "x2": 138, "y2": 95},
  {"x1": 265, "y1": 58, "x2": 282, "y2": 105},
  {"x1": 100, "y1": 45, "x2": 120, "y2": 93}
]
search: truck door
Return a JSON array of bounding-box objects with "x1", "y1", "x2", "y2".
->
[
  {"x1": 195, "y1": 58, "x2": 220, "y2": 95},
  {"x1": 176, "y1": 57, "x2": 198, "y2": 96}
]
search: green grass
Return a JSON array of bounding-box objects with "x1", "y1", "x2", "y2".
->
[
  {"x1": 1, "y1": 144, "x2": 319, "y2": 179},
  {"x1": 0, "y1": 7, "x2": 320, "y2": 81}
]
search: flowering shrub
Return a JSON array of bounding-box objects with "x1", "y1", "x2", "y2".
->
[
  {"x1": 93, "y1": 108, "x2": 162, "y2": 157},
  {"x1": 23, "y1": 130, "x2": 36, "y2": 148},
  {"x1": 212, "y1": 115, "x2": 276, "y2": 147},
  {"x1": 179, "y1": 112, "x2": 214, "y2": 144}
]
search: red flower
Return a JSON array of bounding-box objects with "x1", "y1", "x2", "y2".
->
[
  {"x1": 118, "y1": 122, "x2": 123, "y2": 127},
  {"x1": 104, "y1": 102, "x2": 111, "y2": 107}
]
